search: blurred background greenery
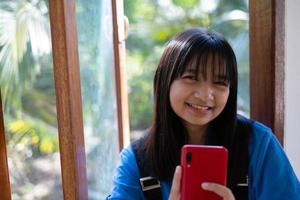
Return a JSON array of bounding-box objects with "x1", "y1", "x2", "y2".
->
[
  {"x1": 0, "y1": 0, "x2": 61, "y2": 199},
  {"x1": 124, "y1": 0, "x2": 249, "y2": 134},
  {"x1": 0, "y1": 0, "x2": 57, "y2": 155},
  {"x1": 0, "y1": 0, "x2": 249, "y2": 199}
]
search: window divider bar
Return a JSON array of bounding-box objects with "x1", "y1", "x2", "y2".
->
[
  {"x1": 0, "y1": 91, "x2": 12, "y2": 200},
  {"x1": 112, "y1": 0, "x2": 130, "y2": 150},
  {"x1": 49, "y1": 1, "x2": 88, "y2": 199},
  {"x1": 249, "y1": 0, "x2": 285, "y2": 144}
]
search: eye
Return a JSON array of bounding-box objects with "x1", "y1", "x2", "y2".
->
[
  {"x1": 181, "y1": 74, "x2": 196, "y2": 80},
  {"x1": 214, "y1": 81, "x2": 229, "y2": 87}
]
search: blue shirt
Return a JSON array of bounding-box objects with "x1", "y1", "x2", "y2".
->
[{"x1": 108, "y1": 121, "x2": 300, "y2": 199}]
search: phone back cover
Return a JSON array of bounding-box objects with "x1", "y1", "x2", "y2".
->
[{"x1": 180, "y1": 145, "x2": 228, "y2": 200}]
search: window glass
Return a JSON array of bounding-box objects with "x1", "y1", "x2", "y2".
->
[
  {"x1": 75, "y1": 0, "x2": 119, "y2": 199},
  {"x1": 124, "y1": 0, "x2": 249, "y2": 139},
  {"x1": 0, "y1": 0, "x2": 63, "y2": 199}
]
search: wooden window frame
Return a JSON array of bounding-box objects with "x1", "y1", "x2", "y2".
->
[
  {"x1": 0, "y1": 0, "x2": 285, "y2": 199},
  {"x1": 48, "y1": 0, "x2": 130, "y2": 199},
  {"x1": 249, "y1": 0, "x2": 285, "y2": 144},
  {"x1": 112, "y1": 0, "x2": 130, "y2": 150},
  {"x1": 48, "y1": 0, "x2": 130, "y2": 198},
  {"x1": 49, "y1": 0, "x2": 88, "y2": 199},
  {"x1": 0, "y1": 91, "x2": 11, "y2": 199}
]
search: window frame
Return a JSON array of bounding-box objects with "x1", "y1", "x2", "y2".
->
[
  {"x1": 249, "y1": 0, "x2": 285, "y2": 144},
  {"x1": 0, "y1": 0, "x2": 286, "y2": 199},
  {"x1": 0, "y1": 91, "x2": 11, "y2": 199},
  {"x1": 112, "y1": 0, "x2": 130, "y2": 150},
  {"x1": 48, "y1": 0, "x2": 88, "y2": 199}
]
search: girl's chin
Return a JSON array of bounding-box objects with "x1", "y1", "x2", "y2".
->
[{"x1": 183, "y1": 118, "x2": 211, "y2": 127}]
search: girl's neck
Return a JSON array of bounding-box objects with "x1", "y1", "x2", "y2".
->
[{"x1": 184, "y1": 123, "x2": 208, "y2": 144}]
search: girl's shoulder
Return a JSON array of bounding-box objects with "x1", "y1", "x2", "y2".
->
[
  {"x1": 236, "y1": 114, "x2": 274, "y2": 144},
  {"x1": 120, "y1": 133, "x2": 148, "y2": 168},
  {"x1": 236, "y1": 115, "x2": 279, "y2": 159},
  {"x1": 243, "y1": 116, "x2": 300, "y2": 199},
  {"x1": 118, "y1": 144, "x2": 137, "y2": 168},
  {"x1": 240, "y1": 115, "x2": 287, "y2": 172},
  {"x1": 118, "y1": 132, "x2": 149, "y2": 172}
]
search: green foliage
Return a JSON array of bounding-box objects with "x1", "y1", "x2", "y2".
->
[
  {"x1": 0, "y1": 0, "x2": 51, "y2": 113},
  {"x1": 124, "y1": 0, "x2": 249, "y2": 131},
  {"x1": 0, "y1": 0, "x2": 57, "y2": 157},
  {"x1": 6, "y1": 116, "x2": 58, "y2": 156},
  {"x1": 172, "y1": 0, "x2": 199, "y2": 9},
  {"x1": 127, "y1": 52, "x2": 155, "y2": 129}
]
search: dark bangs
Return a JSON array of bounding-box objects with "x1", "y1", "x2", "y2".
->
[{"x1": 175, "y1": 34, "x2": 236, "y2": 84}]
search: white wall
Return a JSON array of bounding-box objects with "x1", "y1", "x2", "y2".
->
[{"x1": 285, "y1": 0, "x2": 300, "y2": 178}]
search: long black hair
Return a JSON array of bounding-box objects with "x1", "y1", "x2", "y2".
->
[{"x1": 142, "y1": 28, "x2": 250, "y2": 191}]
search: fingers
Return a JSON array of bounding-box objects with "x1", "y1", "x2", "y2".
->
[
  {"x1": 172, "y1": 166, "x2": 182, "y2": 192},
  {"x1": 168, "y1": 166, "x2": 182, "y2": 200},
  {"x1": 202, "y1": 182, "x2": 235, "y2": 200}
]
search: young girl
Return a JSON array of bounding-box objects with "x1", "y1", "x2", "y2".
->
[{"x1": 108, "y1": 28, "x2": 300, "y2": 199}]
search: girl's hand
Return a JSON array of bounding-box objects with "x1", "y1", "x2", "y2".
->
[
  {"x1": 168, "y1": 166, "x2": 182, "y2": 200},
  {"x1": 168, "y1": 166, "x2": 235, "y2": 200},
  {"x1": 202, "y1": 182, "x2": 235, "y2": 200}
]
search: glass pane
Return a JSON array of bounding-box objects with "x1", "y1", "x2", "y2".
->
[
  {"x1": 124, "y1": 0, "x2": 250, "y2": 139},
  {"x1": 0, "y1": 0, "x2": 63, "y2": 199},
  {"x1": 75, "y1": 0, "x2": 119, "y2": 199}
]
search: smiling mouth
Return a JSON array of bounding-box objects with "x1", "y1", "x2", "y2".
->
[{"x1": 186, "y1": 102, "x2": 212, "y2": 110}]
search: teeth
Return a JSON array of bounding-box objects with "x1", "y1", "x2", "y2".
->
[{"x1": 188, "y1": 103, "x2": 209, "y2": 110}]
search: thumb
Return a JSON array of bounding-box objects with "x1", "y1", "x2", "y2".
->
[{"x1": 169, "y1": 166, "x2": 182, "y2": 200}]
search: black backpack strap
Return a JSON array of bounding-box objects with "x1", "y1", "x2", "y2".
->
[
  {"x1": 231, "y1": 115, "x2": 251, "y2": 200},
  {"x1": 131, "y1": 139, "x2": 163, "y2": 200},
  {"x1": 233, "y1": 175, "x2": 249, "y2": 200}
]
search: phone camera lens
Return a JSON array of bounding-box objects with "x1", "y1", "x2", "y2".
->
[{"x1": 186, "y1": 152, "x2": 192, "y2": 163}]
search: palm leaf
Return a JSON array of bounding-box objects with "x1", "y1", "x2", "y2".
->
[{"x1": 0, "y1": 0, "x2": 50, "y2": 113}]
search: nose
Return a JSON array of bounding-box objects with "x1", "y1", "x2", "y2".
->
[{"x1": 194, "y1": 83, "x2": 214, "y2": 101}]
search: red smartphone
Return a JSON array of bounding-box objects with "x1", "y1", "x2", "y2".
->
[{"x1": 180, "y1": 145, "x2": 228, "y2": 200}]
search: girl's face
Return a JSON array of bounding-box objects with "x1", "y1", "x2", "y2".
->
[{"x1": 169, "y1": 63, "x2": 230, "y2": 131}]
